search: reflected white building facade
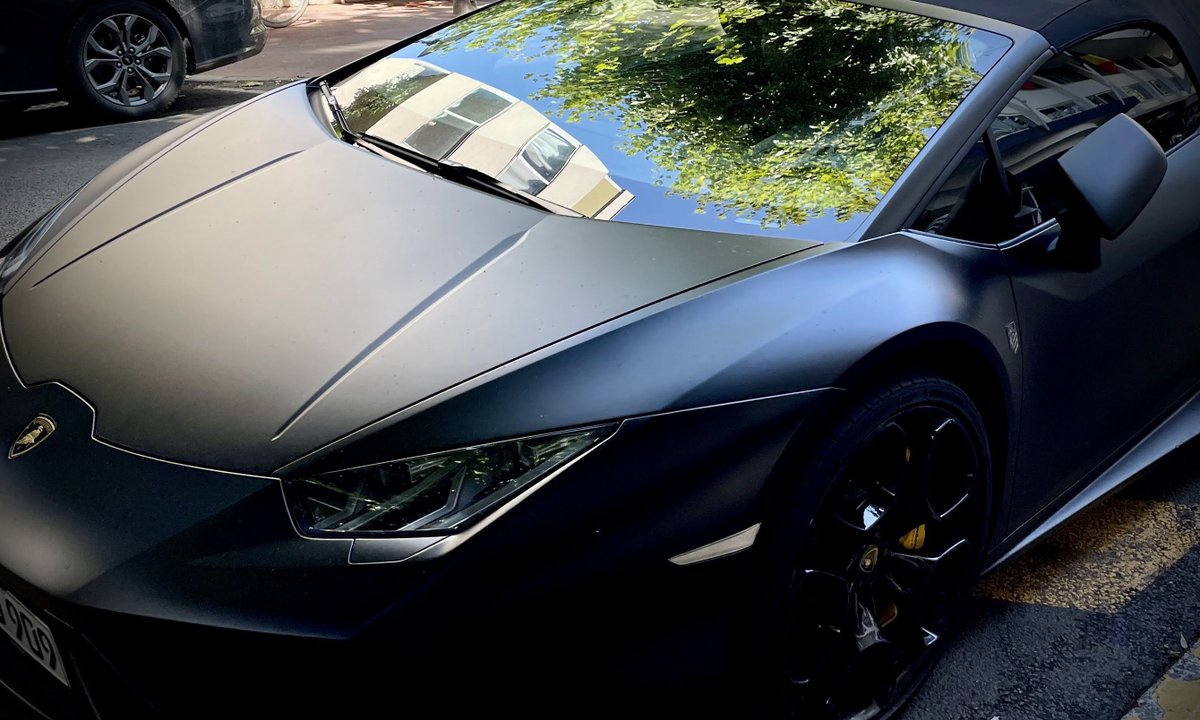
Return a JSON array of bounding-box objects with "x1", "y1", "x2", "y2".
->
[
  {"x1": 992, "y1": 29, "x2": 1195, "y2": 171},
  {"x1": 337, "y1": 58, "x2": 635, "y2": 220}
]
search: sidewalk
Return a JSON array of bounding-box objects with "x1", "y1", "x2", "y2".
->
[{"x1": 194, "y1": 1, "x2": 457, "y2": 85}]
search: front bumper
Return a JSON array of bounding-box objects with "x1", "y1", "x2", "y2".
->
[{"x1": 0, "y1": 324, "x2": 835, "y2": 716}]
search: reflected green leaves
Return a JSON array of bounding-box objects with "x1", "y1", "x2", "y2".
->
[
  {"x1": 343, "y1": 64, "x2": 449, "y2": 131},
  {"x1": 397, "y1": 0, "x2": 1006, "y2": 232}
]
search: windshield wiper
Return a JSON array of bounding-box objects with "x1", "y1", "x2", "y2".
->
[
  {"x1": 363, "y1": 133, "x2": 580, "y2": 217},
  {"x1": 316, "y1": 81, "x2": 578, "y2": 217}
]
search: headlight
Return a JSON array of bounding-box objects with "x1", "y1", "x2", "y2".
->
[{"x1": 283, "y1": 426, "x2": 614, "y2": 536}]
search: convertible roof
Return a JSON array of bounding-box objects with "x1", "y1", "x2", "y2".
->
[
  {"x1": 915, "y1": 0, "x2": 1086, "y2": 31},
  {"x1": 915, "y1": 0, "x2": 1200, "y2": 56}
]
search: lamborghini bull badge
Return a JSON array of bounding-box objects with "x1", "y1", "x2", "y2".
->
[{"x1": 9, "y1": 415, "x2": 56, "y2": 459}]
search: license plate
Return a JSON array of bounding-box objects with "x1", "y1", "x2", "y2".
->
[{"x1": 0, "y1": 587, "x2": 69, "y2": 686}]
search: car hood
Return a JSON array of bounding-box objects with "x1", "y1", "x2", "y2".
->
[{"x1": 1, "y1": 85, "x2": 817, "y2": 473}]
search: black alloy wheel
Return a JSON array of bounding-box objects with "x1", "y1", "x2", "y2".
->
[
  {"x1": 758, "y1": 375, "x2": 991, "y2": 720},
  {"x1": 64, "y1": 1, "x2": 186, "y2": 119}
]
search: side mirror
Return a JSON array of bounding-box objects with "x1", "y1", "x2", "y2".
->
[{"x1": 1057, "y1": 113, "x2": 1167, "y2": 240}]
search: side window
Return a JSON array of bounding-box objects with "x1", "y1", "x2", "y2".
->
[{"x1": 914, "y1": 27, "x2": 1200, "y2": 242}]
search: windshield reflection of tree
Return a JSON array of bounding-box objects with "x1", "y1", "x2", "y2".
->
[{"x1": 423, "y1": 0, "x2": 984, "y2": 229}]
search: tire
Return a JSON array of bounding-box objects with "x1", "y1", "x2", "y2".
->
[
  {"x1": 260, "y1": 0, "x2": 310, "y2": 28},
  {"x1": 63, "y1": 1, "x2": 186, "y2": 120},
  {"x1": 745, "y1": 373, "x2": 993, "y2": 719}
]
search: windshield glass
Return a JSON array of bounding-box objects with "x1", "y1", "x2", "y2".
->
[{"x1": 332, "y1": 0, "x2": 1010, "y2": 241}]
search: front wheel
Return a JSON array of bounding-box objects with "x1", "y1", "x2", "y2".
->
[
  {"x1": 752, "y1": 374, "x2": 992, "y2": 719},
  {"x1": 261, "y1": 0, "x2": 310, "y2": 28},
  {"x1": 64, "y1": 1, "x2": 186, "y2": 120}
]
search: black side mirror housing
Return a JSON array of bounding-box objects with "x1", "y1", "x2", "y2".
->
[{"x1": 1057, "y1": 113, "x2": 1168, "y2": 240}]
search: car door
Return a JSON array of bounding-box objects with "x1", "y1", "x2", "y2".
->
[
  {"x1": 0, "y1": 1, "x2": 72, "y2": 95},
  {"x1": 910, "y1": 25, "x2": 1200, "y2": 533}
]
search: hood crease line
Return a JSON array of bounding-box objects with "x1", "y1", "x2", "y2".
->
[
  {"x1": 30, "y1": 151, "x2": 307, "y2": 291},
  {"x1": 270, "y1": 227, "x2": 531, "y2": 442}
]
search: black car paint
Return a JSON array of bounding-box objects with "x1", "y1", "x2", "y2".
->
[
  {"x1": 931, "y1": 0, "x2": 1200, "y2": 545},
  {"x1": 2, "y1": 0, "x2": 1200, "y2": 715},
  {"x1": 0, "y1": 0, "x2": 263, "y2": 98},
  {"x1": 0, "y1": 86, "x2": 821, "y2": 471},
  {"x1": 0, "y1": 171, "x2": 1024, "y2": 713},
  {"x1": 0, "y1": 324, "x2": 836, "y2": 713},
  {"x1": 1000, "y1": 130, "x2": 1200, "y2": 531}
]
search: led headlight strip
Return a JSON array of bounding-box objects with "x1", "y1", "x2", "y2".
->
[{"x1": 284, "y1": 425, "x2": 615, "y2": 536}]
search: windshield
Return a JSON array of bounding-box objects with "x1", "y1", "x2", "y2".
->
[{"x1": 332, "y1": 0, "x2": 1010, "y2": 241}]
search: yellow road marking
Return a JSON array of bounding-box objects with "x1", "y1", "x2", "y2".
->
[{"x1": 977, "y1": 499, "x2": 1200, "y2": 613}]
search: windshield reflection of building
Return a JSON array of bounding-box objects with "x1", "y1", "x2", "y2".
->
[{"x1": 337, "y1": 58, "x2": 635, "y2": 220}]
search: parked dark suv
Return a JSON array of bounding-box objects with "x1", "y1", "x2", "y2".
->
[{"x1": 0, "y1": 0, "x2": 265, "y2": 119}]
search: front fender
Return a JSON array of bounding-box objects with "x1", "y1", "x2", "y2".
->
[{"x1": 286, "y1": 232, "x2": 1021, "y2": 479}]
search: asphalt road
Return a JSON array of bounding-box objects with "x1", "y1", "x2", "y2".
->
[
  {"x1": 908, "y1": 443, "x2": 1200, "y2": 720},
  {"x1": 0, "y1": 83, "x2": 263, "y2": 240},
  {"x1": 3, "y1": 91, "x2": 1200, "y2": 720}
]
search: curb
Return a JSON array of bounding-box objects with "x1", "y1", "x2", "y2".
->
[
  {"x1": 184, "y1": 79, "x2": 291, "y2": 93},
  {"x1": 1123, "y1": 638, "x2": 1200, "y2": 719}
]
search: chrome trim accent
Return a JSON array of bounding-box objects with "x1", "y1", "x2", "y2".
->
[
  {"x1": 348, "y1": 536, "x2": 442, "y2": 565},
  {"x1": 0, "y1": 88, "x2": 57, "y2": 96},
  {"x1": 669, "y1": 523, "x2": 761, "y2": 566},
  {"x1": 998, "y1": 219, "x2": 1059, "y2": 250},
  {"x1": 901, "y1": 228, "x2": 1007, "y2": 250},
  {"x1": 0, "y1": 675, "x2": 54, "y2": 720},
  {"x1": 638, "y1": 387, "x2": 837, "y2": 420},
  {"x1": 1005, "y1": 320, "x2": 1020, "y2": 355}
]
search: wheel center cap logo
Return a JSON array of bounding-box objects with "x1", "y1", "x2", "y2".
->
[
  {"x1": 859, "y1": 545, "x2": 880, "y2": 573},
  {"x1": 9, "y1": 415, "x2": 56, "y2": 459}
]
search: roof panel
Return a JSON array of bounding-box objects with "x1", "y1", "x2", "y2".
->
[{"x1": 911, "y1": 0, "x2": 1084, "y2": 30}]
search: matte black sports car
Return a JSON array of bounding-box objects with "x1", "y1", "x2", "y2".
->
[
  {"x1": 0, "y1": 0, "x2": 265, "y2": 119},
  {"x1": 2, "y1": 0, "x2": 1199, "y2": 717}
]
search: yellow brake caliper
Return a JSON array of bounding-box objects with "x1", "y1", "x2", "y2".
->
[
  {"x1": 899, "y1": 524, "x2": 926, "y2": 551},
  {"x1": 882, "y1": 524, "x2": 927, "y2": 627}
]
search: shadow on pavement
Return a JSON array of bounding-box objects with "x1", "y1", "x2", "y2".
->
[{"x1": 0, "y1": 82, "x2": 268, "y2": 141}]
